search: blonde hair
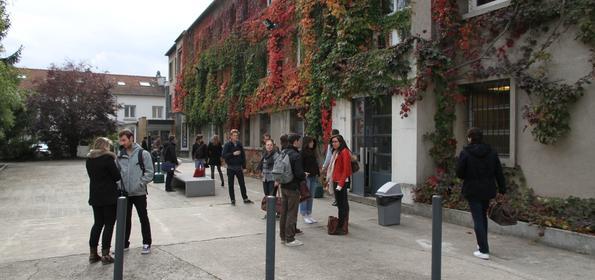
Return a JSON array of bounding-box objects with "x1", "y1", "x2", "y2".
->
[{"x1": 93, "y1": 137, "x2": 113, "y2": 151}]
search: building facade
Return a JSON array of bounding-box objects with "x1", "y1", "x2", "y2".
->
[{"x1": 166, "y1": 0, "x2": 595, "y2": 199}]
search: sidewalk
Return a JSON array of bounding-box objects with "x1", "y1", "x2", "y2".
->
[{"x1": 0, "y1": 160, "x2": 592, "y2": 279}]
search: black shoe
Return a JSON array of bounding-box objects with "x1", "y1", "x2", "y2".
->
[
  {"x1": 295, "y1": 228, "x2": 303, "y2": 235},
  {"x1": 332, "y1": 200, "x2": 338, "y2": 206},
  {"x1": 221, "y1": 184, "x2": 224, "y2": 187},
  {"x1": 231, "y1": 200, "x2": 236, "y2": 206},
  {"x1": 243, "y1": 199, "x2": 254, "y2": 204}
]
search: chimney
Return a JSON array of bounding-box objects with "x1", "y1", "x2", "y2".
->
[{"x1": 156, "y1": 71, "x2": 166, "y2": 86}]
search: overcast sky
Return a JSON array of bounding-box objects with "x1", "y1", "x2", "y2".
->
[{"x1": 2, "y1": 0, "x2": 212, "y2": 77}]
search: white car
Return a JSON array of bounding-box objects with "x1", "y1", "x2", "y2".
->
[{"x1": 32, "y1": 143, "x2": 51, "y2": 157}]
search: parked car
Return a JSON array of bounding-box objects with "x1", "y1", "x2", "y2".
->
[{"x1": 31, "y1": 143, "x2": 51, "y2": 158}]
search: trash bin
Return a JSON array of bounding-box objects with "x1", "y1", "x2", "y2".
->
[{"x1": 375, "y1": 182, "x2": 404, "y2": 226}]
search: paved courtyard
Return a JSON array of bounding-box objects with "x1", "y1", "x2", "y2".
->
[{"x1": 0, "y1": 160, "x2": 593, "y2": 280}]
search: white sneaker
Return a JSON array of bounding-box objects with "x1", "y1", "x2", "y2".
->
[
  {"x1": 473, "y1": 251, "x2": 490, "y2": 260},
  {"x1": 285, "y1": 240, "x2": 304, "y2": 247},
  {"x1": 308, "y1": 216, "x2": 318, "y2": 223},
  {"x1": 303, "y1": 216, "x2": 314, "y2": 224},
  {"x1": 141, "y1": 244, "x2": 151, "y2": 255}
]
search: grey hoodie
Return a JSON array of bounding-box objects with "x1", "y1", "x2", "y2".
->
[{"x1": 117, "y1": 143, "x2": 154, "y2": 196}]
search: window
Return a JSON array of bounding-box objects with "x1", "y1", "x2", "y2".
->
[
  {"x1": 468, "y1": 0, "x2": 509, "y2": 13},
  {"x1": 176, "y1": 49, "x2": 182, "y2": 75},
  {"x1": 267, "y1": 0, "x2": 273, "y2": 6},
  {"x1": 17, "y1": 74, "x2": 27, "y2": 79},
  {"x1": 390, "y1": 29, "x2": 401, "y2": 46},
  {"x1": 139, "y1": 81, "x2": 151, "y2": 87},
  {"x1": 168, "y1": 61, "x2": 174, "y2": 81},
  {"x1": 260, "y1": 113, "x2": 271, "y2": 143},
  {"x1": 296, "y1": 35, "x2": 302, "y2": 67},
  {"x1": 124, "y1": 105, "x2": 136, "y2": 118},
  {"x1": 152, "y1": 106, "x2": 164, "y2": 119},
  {"x1": 290, "y1": 110, "x2": 304, "y2": 136},
  {"x1": 241, "y1": 117, "x2": 251, "y2": 147},
  {"x1": 384, "y1": 0, "x2": 408, "y2": 14},
  {"x1": 117, "y1": 81, "x2": 126, "y2": 86},
  {"x1": 462, "y1": 80, "x2": 511, "y2": 157}
]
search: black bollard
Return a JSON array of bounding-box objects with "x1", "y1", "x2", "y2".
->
[
  {"x1": 265, "y1": 196, "x2": 276, "y2": 280},
  {"x1": 432, "y1": 195, "x2": 442, "y2": 280},
  {"x1": 114, "y1": 196, "x2": 127, "y2": 280}
]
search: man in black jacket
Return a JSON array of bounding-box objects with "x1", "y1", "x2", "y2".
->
[
  {"x1": 222, "y1": 129, "x2": 253, "y2": 205},
  {"x1": 163, "y1": 135, "x2": 178, "y2": 192},
  {"x1": 456, "y1": 128, "x2": 506, "y2": 260},
  {"x1": 280, "y1": 133, "x2": 306, "y2": 247}
]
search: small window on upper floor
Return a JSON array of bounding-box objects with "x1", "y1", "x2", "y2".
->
[
  {"x1": 468, "y1": 0, "x2": 510, "y2": 15},
  {"x1": 139, "y1": 81, "x2": 151, "y2": 87},
  {"x1": 117, "y1": 81, "x2": 126, "y2": 86},
  {"x1": 267, "y1": 0, "x2": 273, "y2": 7},
  {"x1": 385, "y1": 0, "x2": 408, "y2": 15}
]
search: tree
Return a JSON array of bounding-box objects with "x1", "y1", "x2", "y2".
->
[
  {"x1": 0, "y1": 0, "x2": 24, "y2": 141},
  {"x1": 30, "y1": 62, "x2": 117, "y2": 158}
]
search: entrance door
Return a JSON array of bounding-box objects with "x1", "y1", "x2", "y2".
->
[{"x1": 351, "y1": 95, "x2": 392, "y2": 196}]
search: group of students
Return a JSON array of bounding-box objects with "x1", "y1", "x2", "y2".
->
[{"x1": 256, "y1": 130, "x2": 353, "y2": 247}]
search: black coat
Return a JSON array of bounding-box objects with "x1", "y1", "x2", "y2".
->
[
  {"x1": 456, "y1": 143, "x2": 506, "y2": 201},
  {"x1": 163, "y1": 141, "x2": 178, "y2": 164},
  {"x1": 192, "y1": 142, "x2": 207, "y2": 160},
  {"x1": 86, "y1": 153, "x2": 121, "y2": 206},
  {"x1": 222, "y1": 141, "x2": 246, "y2": 168},
  {"x1": 281, "y1": 147, "x2": 306, "y2": 190},
  {"x1": 207, "y1": 142, "x2": 223, "y2": 166},
  {"x1": 301, "y1": 148, "x2": 320, "y2": 176}
]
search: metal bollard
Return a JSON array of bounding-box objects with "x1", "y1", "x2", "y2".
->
[
  {"x1": 265, "y1": 196, "x2": 276, "y2": 280},
  {"x1": 432, "y1": 195, "x2": 442, "y2": 280},
  {"x1": 114, "y1": 196, "x2": 127, "y2": 280}
]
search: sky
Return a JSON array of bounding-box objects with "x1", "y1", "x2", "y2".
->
[{"x1": 2, "y1": 0, "x2": 213, "y2": 77}]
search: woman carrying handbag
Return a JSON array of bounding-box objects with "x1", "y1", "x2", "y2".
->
[
  {"x1": 258, "y1": 139, "x2": 279, "y2": 219},
  {"x1": 327, "y1": 134, "x2": 352, "y2": 235}
]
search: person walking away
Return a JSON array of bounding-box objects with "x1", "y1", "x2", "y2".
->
[
  {"x1": 222, "y1": 129, "x2": 253, "y2": 205},
  {"x1": 151, "y1": 136, "x2": 162, "y2": 164},
  {"x1": 258, "y1": 139, "x2": 280, "y2": 219},
  {"x1": 208, "y1": 135, "x2": 225, "y2": 187},
  {"x1": 456, "y1": 128, "x2": 506, "y2": 260},
  {"x1": 280, "y1": 134, "x2": 306, "y2": 247},
  {"x1": 117, "y1": 129, "x2": 154, "y2": 254},
  {"x1": 329, "y1": 134, "x2": 352, "y2": 235},
  {"x1": 322, "y1": 129, "x2": 340, "y2": 206},
  {"x1": 300, "y1": 136, "x2": 320, "y2": 224},
  {"x1": 86, "y1": 137, "x2": 121, "y2": 264},
  {"x1": 163, "y1": 135, "x2": 179, "y2": 192},
  {"x1": 192, "y1": 135, "x2": 208, "y2": 168}
]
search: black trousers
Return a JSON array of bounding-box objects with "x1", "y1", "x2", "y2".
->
[
  {"x1": 227, "y1": 167, "x2": 248, "y2": 202},
  {"x1": 210, "y1": 164, "x2": 224, "y2": 185},
  {"x1": 263, "y1": 180, "x2": 277, "y2": 196},
  {"x1": 165, "y1": 170, "x2": 175, "y2": 190},
  {"x1": 125, "y1": 195, "x2": 152, "y2": 247},
  {"x1": 468, "y1": 199, "x2": 490, "y2": 254},
  {"x1": 89, "y1": 205, "x2": 117, "y2": 249},
  {"x1": 334, "y1": 181, "x2": 350, "y2": 228}
]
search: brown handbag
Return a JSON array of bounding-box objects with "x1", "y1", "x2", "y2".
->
[
  {"x1": 299, "y1": 180, "x2": 311, "y2": 202},
  {"x1": 261, "y1": 186, "x2": 283, "y2": 213},
  {"x1": 327, "y1": 213, "x2": 349, "y2": 235},
  {"x1": 488, "y1": 200, "x2": 518, "y2": 226}
]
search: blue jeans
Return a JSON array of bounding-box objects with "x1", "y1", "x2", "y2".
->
[
  {"x1": 194, "y1": 159, "x2": 205, "y2": 168},
  {"x1": 468, "y1": 199, "x2": 490, "y2": 254},
  {"x1": 299, "y1": 176, "x2": 317, "y2": 216}
]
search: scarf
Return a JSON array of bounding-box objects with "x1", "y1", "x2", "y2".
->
[{"x1": 326, "y1": 150, "x2": 339, "y2": 195}]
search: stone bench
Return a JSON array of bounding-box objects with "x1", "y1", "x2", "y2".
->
[{"x1": 172, "y1": 173, "x2": 215, "y2": 197}]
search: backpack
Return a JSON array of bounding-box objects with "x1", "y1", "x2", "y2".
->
[{"x1": 272, "y1": 150, "x2": 294, "y2": 184}]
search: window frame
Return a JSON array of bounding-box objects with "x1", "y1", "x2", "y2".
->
[
  {"x1": 124, "y1": 105, "x2": 136, "y2": 119},
  {"x1": 152, "y1": 106, "x2": 164, "y2": 119},
  {"x1": 459, "y1": 78, "x2": 516, "y2": 166},
  {"x1": 465, "y1": 0, "x2": 511, "y2": 19}
]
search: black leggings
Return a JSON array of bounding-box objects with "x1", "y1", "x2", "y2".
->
[
  {"x1": 211, "y1": 164, "x2": 224, "y2": 184},
  {"x1": 334, "y1": 181, "x2": 350, "y2": 228},
  {"x1": 89, "y1": 205, "x2": 117, "y2": 250}
]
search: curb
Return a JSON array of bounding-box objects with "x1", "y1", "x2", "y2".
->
[{"x1": 348, "y1": 193, "x2": 594, "y2": 255}]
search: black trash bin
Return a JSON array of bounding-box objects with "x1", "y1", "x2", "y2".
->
[{"x1": 375, "y1": 182, "x2": 404, "y2": 226}]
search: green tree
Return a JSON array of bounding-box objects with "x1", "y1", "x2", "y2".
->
[{"x1": 0, "y1": 0, "x2": 24, "y2": 141}]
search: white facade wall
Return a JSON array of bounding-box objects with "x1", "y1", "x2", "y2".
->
[{"x1": 114, "y1": 95, "x2": 166, "y2": 123}]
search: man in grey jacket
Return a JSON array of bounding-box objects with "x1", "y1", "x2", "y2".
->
[{"x1": 117, "y1": 129, "x2": 154, "y2": 254}]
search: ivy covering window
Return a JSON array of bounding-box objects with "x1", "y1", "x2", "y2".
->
[
  {"x1": 463, "y1": 80, "x2": 511, "y2": 157},
  {"x1": 124, "y1": 105, "x2": 136, "y2": 118}
]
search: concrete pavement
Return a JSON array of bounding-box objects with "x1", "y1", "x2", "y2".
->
[{"x1": 0, "y1": 160, "x2": 593, "y2": 279}]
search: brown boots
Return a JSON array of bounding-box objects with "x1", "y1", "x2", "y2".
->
[
  {"x1": 101, "y1": 249, "x2": 114, "y2": 264},
  {"x1": 89, "y1": 247, "x2": 101, "y2": 263},
  {"x1": 89, "y1": 247, "x2": 114, "y2": 264}
]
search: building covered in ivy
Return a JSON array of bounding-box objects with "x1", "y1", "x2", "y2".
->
[{"x1": 165, "y1": 0, "x2": 595, "y2": 205}]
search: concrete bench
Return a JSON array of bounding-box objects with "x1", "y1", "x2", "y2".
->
[{"x1": 172, "y1": 173, "x2": 215, "y2": 197}]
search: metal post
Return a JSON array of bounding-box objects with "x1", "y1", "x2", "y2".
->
[
  {"x1": 114, "y1": 196, "x2": 127, "y2": 280},
  {"x1": 432, "y1": 195, "x2": 442, "y2": 280},
  {"x1": 265, "y1": 196, "x2": 276, "y2": 280}
]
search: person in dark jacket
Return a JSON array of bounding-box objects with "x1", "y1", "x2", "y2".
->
[
  {"x1": 86, "y1": 137, "x2": 121, "y2": 265},
  {"x1": 280, "y1": 133, "x2": 306, "y2": 247},
  {"x1": 141, "y1": 137, "x2": 148, "y2": 151},
  {"x1": 222, "y1": 129, "x2": 253, "y2": 205},
  {"x1": 162, "y1": 135, "x2": 179, "y2": 192},
  {"x1": 208, "y1": 135, "x2": 224, "y2": 187},
  {"x1": 300, "y1": 136, "x2": 320, "y2": 224},
  {"x1": 456, "y1": 127, "x2": 506, "y2": 260},
  {"x1": 191, "y1": 135, "x2": 208, "y2": 169}
]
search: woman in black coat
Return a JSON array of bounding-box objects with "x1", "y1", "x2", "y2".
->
[
  {"x1": 456, "y1": 128, "x2": 506, "y2": 260},
  {"x1": 207, "y1": 135, "x2": 224, "y2": 187},
  {"x1": 86, "y1": 137, "x2": 121, "y2": 265}
]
